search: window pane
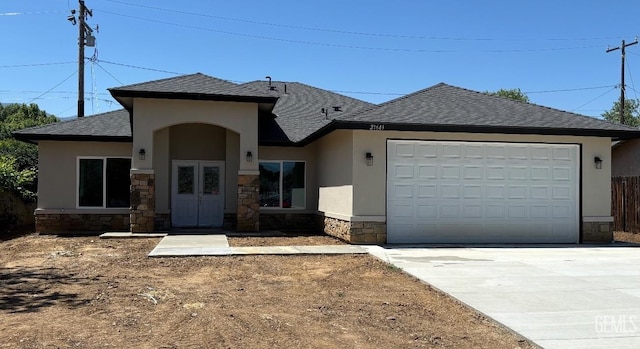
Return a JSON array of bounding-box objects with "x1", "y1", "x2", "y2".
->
[
  {"x1": 178, "y1": 166, "x2": 194, "y2": 194},
  {"x1": 106, "y1": 158, "x2": 131, "y2": 208},
  {"x1": 203, "y1": 166, "x2": 219, "y2": 195},
  {"x1": 259, "y1": 162, "x2": 280, "y2": 207},
  {"x1": 79, "y1": 159, "x2": 103, "y2": 207},
  {"x1": 283, "y1": 162, "x2": 305, "y2": 209}
]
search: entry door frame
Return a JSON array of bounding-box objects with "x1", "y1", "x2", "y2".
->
[{"x1": 171, "y1": 160, "x2": 225, "y2": 227}]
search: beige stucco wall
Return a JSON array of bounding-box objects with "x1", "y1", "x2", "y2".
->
[
  {"x1": 350, "y1": 130, "x2": 612, "y2": 219},
  {"x1": 153, "y1": 125, "x2": 240, "y2": 214},
  {"x1": 37, "y1": 141, "x2": 132, "y2": 210},
  {"x1": 612, "y1": 139, "x2": 640, "y2": 177},
  {"x1": 258, "y1": 144, "x2": 318, "y2": 212},
  {"x1": 315, "y1": 130, "x2": 354, "y2": 217},
  {"x1": 132, "y1": 98, "x2": 258, "y2": 173}
]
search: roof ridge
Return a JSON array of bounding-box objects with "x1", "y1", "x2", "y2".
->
[
  {"x1": 341, "y1": 82, "x2": 447, "y2": 120},
  {"x1": 109, "y1": 73, "x2": 204, "y2": 90}
]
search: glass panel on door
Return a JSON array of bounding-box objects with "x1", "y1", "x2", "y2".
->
[
  {"x1": 202, "y1": 166, "x2": 220, "y2": 196},
  {"x1": 178, "y1": 166, "x2": 195, "y2": 194}
]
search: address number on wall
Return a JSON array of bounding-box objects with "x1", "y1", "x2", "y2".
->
[{"x1": 369, "y1": 124, "x2": 385, "y2": 130}]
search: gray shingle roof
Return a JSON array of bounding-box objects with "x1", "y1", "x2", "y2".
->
[
  {"x1": 110, "y1": 73, "x2": 273, "y2": 99},
  {"x1": 13, "y1": 109, "x2": 131, "y2": 141},
  {"x1": 340, "y1": 83, "x2": 638, "y2": 132},
  {"x1": 242, "y1": 81, "x2": 374, "y2": 142},
  {"x1": 14, "y1": 79, "x2": 640, "y2": 144}
]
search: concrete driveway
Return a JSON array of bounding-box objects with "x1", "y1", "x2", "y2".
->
[{"x1": 366, "y1": 245, "x2": 640, "y2": 349}]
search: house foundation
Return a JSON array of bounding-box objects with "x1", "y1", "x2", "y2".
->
[
  {"x1": 582, "y1": 221, "x2": 613, "y2": 243},
  {"x1": 130, "y1": 171, "x2": 155, "y2": 233},
  {"x1": 319, "y1": 215, "x2": 386, "y2": 244}
]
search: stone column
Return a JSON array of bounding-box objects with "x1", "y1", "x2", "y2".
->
[
  {"x1": 130, "y1": 171, "x2": 155, "y2": 233},
  {"x1": 237, "y1": 173, "x2": 260, "y2": 231}
]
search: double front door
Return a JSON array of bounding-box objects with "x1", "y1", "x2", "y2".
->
[{"x1": 172, "y1": 161, "x2": 224, "y2": 227}]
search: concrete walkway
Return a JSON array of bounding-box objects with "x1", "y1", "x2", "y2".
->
[
  {"x1": 365, "y1": 245, "x2": 640, "y2": 349},
  {"x1": 148, "y1": 235, "x2": 367, "y2": 257}
]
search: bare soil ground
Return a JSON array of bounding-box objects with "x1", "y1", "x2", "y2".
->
[
  {"x1": 0, "y1": 234, "x2": 533, "y2": 349},
  {"x1": 614, "y1": 231, "x2": 640, "y2": 244},
  {"x1": 228, "y1": 234, "x2": 345, "y2": 246}
]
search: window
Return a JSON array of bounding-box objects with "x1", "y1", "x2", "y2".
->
[
  {"x1": 78, "y1": 157, "x2": 131, "y2": 208},
  {"x1": 259, "y1": 161, "x2": 305, "y2": 209}
]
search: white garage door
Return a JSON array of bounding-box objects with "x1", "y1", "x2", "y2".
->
[{"x1": 387, "y1": 140, "x2": 579, "y2": 243}]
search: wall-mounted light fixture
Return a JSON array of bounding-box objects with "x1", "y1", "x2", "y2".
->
[
  {"x1": 138, "y1": 148, "x2": 146, "y2": 160},
  {"x1": 366, "y1": 152, "x2": 374, "y2": 166},
  {"x1": 594, "y1": 156, "x2": 602, "y2": 169},
  {"x1": 246, "y1": 151, "x2": 253, "y2": 162}
]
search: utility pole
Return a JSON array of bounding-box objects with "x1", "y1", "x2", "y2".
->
[
  {"x1": 67, "y1": 1, "x2": 94, "y2": 118},
  {"x1": 606, "y1": 38, "x2": 638, "y2": 125}
]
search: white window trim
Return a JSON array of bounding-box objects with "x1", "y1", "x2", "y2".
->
[
  {"x1": 76, "y1": 156, "x2": 132, "y2": 209},
  {"x1": 258, "y1": 160, "x2": 307, "y2": 210}
]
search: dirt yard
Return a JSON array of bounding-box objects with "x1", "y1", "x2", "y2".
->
[
  {"x1": 614, "y1": 231, "x2": 640, "y2": 244},
  {"x1": 0, "y1": 234, "x2": 533, "y2": 349}
]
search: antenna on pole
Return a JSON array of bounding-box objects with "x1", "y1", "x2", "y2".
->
[
  {"x1": 606, "y1": 37, "x2": 638, "y2": 125},
  {"x1": 68, "y1": 0, "x2": 96, "y2": 118}
]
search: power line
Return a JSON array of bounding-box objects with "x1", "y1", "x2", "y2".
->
[
  {"x1": 523, "y1": 85, "x2": 616, "y2": 94},
  {"x1": 96, "y1": 10, "x2": 604, "y2": 53},
  {"x1": 27, "y1": 70, "x2": 78, "y2": 104},
  {"x1": 571, "y1": 87, "x2": 618, "y2": 112},
  {"x1": 96, "y1": 59, "x2": 184, "y2": 75},
  {"x1": 0, "y1": 10, "x2": 66, "y2": 16},
  {"x1": 0, "y1": 62, "x2": 75, "y2": 68},
  {"x1": 626, "y1": 56, "x2": 639, "y2": 101},
  {"x1": 104, "y1": 0, "x2": 628, "y2": 43},
  {"x1": 94, "y1": 62, "x2": 123, "y2": 85}
]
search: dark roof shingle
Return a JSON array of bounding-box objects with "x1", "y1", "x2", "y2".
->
[
  {"x1": 110, "y1": 73, "x2": 273, "y2": 99},
  {"x1": 340, "y1": 83, "x2": 637, "y2": 132},
  {"x1": 241, "y1": 81, "x2": 374, "y2": 142},
  {"x1": 13, "y1": 109, "x2": 131, "y2": 141}
]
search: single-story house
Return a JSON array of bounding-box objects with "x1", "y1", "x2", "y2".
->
[{"x1": 14, "y1": 73, "x2": 640, "y2": 244}]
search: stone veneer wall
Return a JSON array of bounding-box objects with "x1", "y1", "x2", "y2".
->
[
  {"x1": 582, "y1": 221, "x2": 613, "y2": 243},
  {"x1": 35, "y1": 213, "x2": 129, "y2": 234},
  {"x1": 130, "y1": 173, "x2": 155, "y2": 232},
  {"x1": 318, "y1": 215, "x2": 387, "y2": 244},
  {"x1": 237, "y1": 174, "x2": 260, "y2": 231}
]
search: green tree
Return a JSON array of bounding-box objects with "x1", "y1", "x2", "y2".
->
[
  {"x1": 601, "y1": 99, "x2": 640, "y2": 127},
  {"x1": 485, "y1": 88, "x2": 530, "y2": 103},
  {"x1": 0, "y1": 103, "x2": 57, "y2": 200}
]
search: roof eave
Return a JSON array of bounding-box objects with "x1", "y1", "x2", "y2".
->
[
  {"x1": 298, "y1": 121, "x2": 640, "y2": 144},
  {"x1": 12, "y1": 133, "x2": 133, "y2": 143},
  {"x1": 108, "y1": 89, "x2": 278, "y2": 104}
]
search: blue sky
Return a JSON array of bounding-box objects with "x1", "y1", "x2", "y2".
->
[{"x1": 1, "y1": 0, "x2": 639, "y2": 119}]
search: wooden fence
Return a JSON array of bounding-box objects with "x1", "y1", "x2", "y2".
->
[{"x1": 612, "y1": 176, "x2": 640, "y2": 232}]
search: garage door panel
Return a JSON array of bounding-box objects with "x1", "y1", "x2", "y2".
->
[
  {"x1": 463, "y1": 185, "x2": 483, "y2": 199},
  {"x1": 417, "y1": 165, "x2": 437, "y2": 179},
  {"x1": 531, "y1": 167, "x2": 550, "y2": 180},
  {"x1": 390, "y1": 183, "x2": 414, "y2": 199},
  {"x1": 441, "y1": 165, "x2": 461, "y2": 179},
  {"x1": 486, "y1": 166, "x2": 507, "y2": 180},
  {"x1": 463, "y1": 165, "x2": 483, "y2": 179},
  {"x1": 387, "y1": 140, "x2": 579, "y2": 244},
  {"x1": 416, "y1": 184, "x2": 437, "y2": 198}
]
